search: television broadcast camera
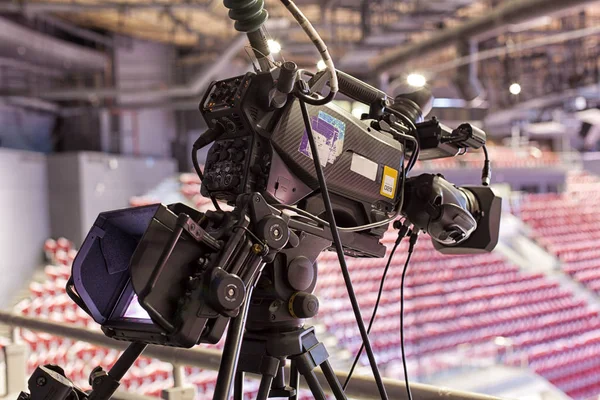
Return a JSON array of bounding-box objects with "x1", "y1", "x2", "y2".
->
[{"x1": 20, "y1": 1, "x2": 501, "y2": 400}]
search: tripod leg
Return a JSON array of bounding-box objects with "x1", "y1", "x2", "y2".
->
[
  {"x1": 213, "y1": 286, "x2": 254, "y2": 400},
  {"x1": 233, "y1": 371, "x2": 244, "y2": 400},
  {"x1": 88, "y1": 342, "x2": 147, "y2": 400},
  {"x1": 256, "y1": 374, "x2": 274, "y2": 400},
  {"x1": 255, "y1": 356, "x2": 280, "y2": 400},
  {"x1": 320, "y1": 360, "x2": 348, "y2": 400},
  {"x1": 289, "y1": 360, "x2": 299, "y2": 400},
  {"x1": 301, "y1": 370, "x2": 327, "y2": 400}
]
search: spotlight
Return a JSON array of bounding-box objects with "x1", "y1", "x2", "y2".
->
[
  {"x1": 575, "y1": 96, "x2": 587, "y2": 111},
  {"x1": 509, "y1": 83, "x2": 521, "y2": 95},
  {"x1": 317, "y1": 60, "x2": 327, "y2": 71},
  {"x1": 267, "y1": 39, "x2": 281, "y2": 54},
  {"x1": 407, "y1": 73, "x2": 427, "y2": 88},
  {"x1": 351, "y1": 103, "x2": 369, "y2": 119}
]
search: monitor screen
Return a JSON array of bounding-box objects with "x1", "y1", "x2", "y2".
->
[{"x1": 122, "y1": 294, "x2": 152, "y2": 320}]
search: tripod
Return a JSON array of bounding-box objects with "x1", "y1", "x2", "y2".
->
[
  {"x1": 233, "y1": 326, "x2": 346, "y2": 400},
  {"x1": 212, "y1": 275, "x2": 348, "y2": 400}
]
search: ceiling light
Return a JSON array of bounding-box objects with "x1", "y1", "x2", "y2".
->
[
  {"x1": 509, "y1": 83, "x2": 521, "y2": 95},
  {"x1": 407, "y1": 73, "x2": 426, "y2": 88},
  {"x1": 351, "y1": 103, "x2": 369, "y2": 119},
  {"x1": 317, "y1": 60, "x2": 327, "y2": 71},
  {"x1": 575, "y1": 96, "x2": 587, "y2": 111},
  {"x1": 267, "y1": 39, "x2": 281, "y2": 54}
]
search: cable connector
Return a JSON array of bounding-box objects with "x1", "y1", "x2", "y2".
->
[
  {"x1": 481, "y1": 145, "x2": 491, "y2": 186},
  {"x1": 193, "y1": 125, "x2": 223, "y2": 151},
  {"x1": 408, "y1": 232, "x2": 419, "y2": 253},
  {"x1": 481, "y1": 159, "x2": 491, "y2": 186},
  {"x1": 393, "y1": 220, "x2": 411, "y2": 246}
]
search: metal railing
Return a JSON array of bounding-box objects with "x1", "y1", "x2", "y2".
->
[{"x1": 0, "y1": 311, "x2": 501, "y2": 400}]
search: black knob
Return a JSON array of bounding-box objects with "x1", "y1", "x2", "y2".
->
[
  {"x1": 256, "y1": 216, "x2": 289, "y2": 250},
  {"x1": 289, "y1": 292, "x2": 319, "y2": 319},
  {"x1": 208, "y1": 268, "x2": 245, "y2": 312},
  {"x1": 277, "y1": 61, "x2": 298, "y2": 94},
  {"x1": 219, "y1": 149, "x2": 229, "y2": 161},
  {"x1": 233, "y1": 151, "x2": 245, "y2": 162}
]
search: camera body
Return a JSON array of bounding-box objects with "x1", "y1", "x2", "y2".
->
[
  {"x1": 199, "y1": 71, "x2": 405, "y2": 240},
  {"x1": 67, "y1": 68, "x2": 501, "y2": 348}
]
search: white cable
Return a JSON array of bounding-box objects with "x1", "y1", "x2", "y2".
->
[{"x1": 280, "y1": 0, "x2": 338, "y2": 93}]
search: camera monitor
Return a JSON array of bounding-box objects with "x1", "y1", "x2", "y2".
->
[{"x1": 67, "y1": 203, "x2": 223, "y2": 347}]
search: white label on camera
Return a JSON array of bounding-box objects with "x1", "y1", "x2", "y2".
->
[{"x1": 350, "y1": 153, "x2": 378, "y2": 181}]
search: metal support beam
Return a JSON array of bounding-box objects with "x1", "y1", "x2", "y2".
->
[
  {"x1": 0, "y1": 15, "x2": 107, "y2": 71},
  {"x1": 36, "y1": 34, "x2": 246, "y2": 101},
  {"x1": 0, "y1": 311, "x2": 502, "y2": 400},
  {"x1": 26, "y1": 14, "x2": 114, "y2": 48},
  {"x1": 428, "y1": 24, "x2": 600, "y2": 75},
  {"x1": 0, "y1": 1, "x2": 210, "y2": 12},
  {"x1": 162, "y1": 8, "x2": 201, "y2": 41},
  {"x1": 371, "y1": 0, "x2": 600, "y2": 73}
]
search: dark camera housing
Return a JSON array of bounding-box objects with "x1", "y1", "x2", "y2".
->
[
  {"x1": 433, "y1": 186, "x2": 501, "y2": 254},
  {"x1": 68, "y1": 203, "x2": 228, "y2": 348}
]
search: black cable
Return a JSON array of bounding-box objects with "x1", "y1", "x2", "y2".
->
[
  {"x1": 192, "y1": 146, "x2": 221, "y2": 212},
  {"x1": 400, "y1": 232, "x2": 418, "y2": 400},
  {"x1": 386, "y1": 107, "x2": 420, "y2": 171},
  {"x1": 343, "y1": 224, "x2": 410, "y2": 390},
  {"x1": 296, "y1": 89, "x2": 336, "y2": 106},
  {"x1": 481, "y1": 144, "x2": 491, "y2": 186},
  {"x1": 297, "y1": 97, "x2": 389, "y2": 400}
]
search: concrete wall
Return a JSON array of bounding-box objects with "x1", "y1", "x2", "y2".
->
[
  {"x1": 582, "y1": 152, "x2": 600, "y2": 176},
  {"x1": 0, "y1": 105, "x2": 54, "y2": 152},
  {"x1": 115, "y1": 37, "x2": 177, "y2": 158},
  {"x1": 0, "y1": 149, "x2": 49, "y2": 307},
  {"x1": 48, "y1": 152, "x2": 177, "y2": 245}
]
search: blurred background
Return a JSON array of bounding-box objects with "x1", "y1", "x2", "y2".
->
[{"x1": 0, "y1": 0, "x2": 600, "y2": 399}]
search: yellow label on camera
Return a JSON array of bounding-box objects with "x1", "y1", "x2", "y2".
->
[{"x1": 380, "y1": 166, "x2": 398, "y2": 199}]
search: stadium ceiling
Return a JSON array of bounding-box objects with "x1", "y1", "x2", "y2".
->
[
  {"x1": 1, "y1": 0, "x2": 599, "y2": 111},
  {"x1": 1, "y1": 0, "x2": 483, "y2": 48}
]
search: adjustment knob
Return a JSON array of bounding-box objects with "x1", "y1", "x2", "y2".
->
[
  {"x1": 208, "y1": 268, "x2": 246, "y2": 312},
  {"x1": 256, "y1": 216, "x2": 289, "y2": 250},
  {"x1": 288, "y1": 292, "x2": 319, "y2": 319}
]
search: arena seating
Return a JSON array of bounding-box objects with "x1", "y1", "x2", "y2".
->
[
  {"x1": 317, "y1": 231, "x2": 600, "y2": 399},
  {"x1": 509, "y1": 171, "x2": 600, "y2": 399},
  {"x1": 518, "y1": 172, "x2": 600, "y2": 296},
  {"x1": 12, "y1": 171, "x2": 600, "y2": 399}
]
